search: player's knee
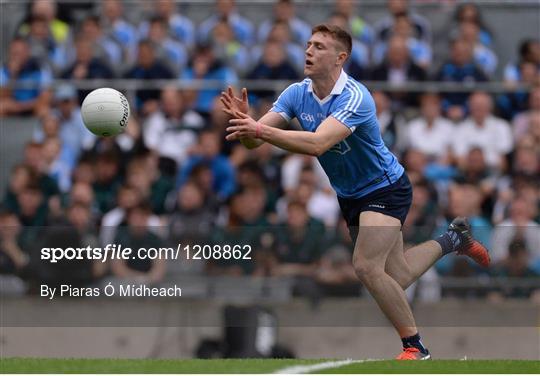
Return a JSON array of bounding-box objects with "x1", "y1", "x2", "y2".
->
[{"x1": 352, "y1": 256, "x2": 383, "y2": 282}]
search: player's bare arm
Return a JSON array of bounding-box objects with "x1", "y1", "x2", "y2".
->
[{"x1": 226, "y1": 112, "x2": 350, "y2": 156}]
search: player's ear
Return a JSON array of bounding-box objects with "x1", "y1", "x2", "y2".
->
[{"x1": 336, "y1": 51, "x2": 348, "y2": 66}]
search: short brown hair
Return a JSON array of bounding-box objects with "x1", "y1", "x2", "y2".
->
[{"x1": 311, "y1": 24, "x2": 352, "y2": 57}]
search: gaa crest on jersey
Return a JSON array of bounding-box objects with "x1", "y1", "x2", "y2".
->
[{"x1": 300, "y1": 112, "x2": 315, "y2": 122}]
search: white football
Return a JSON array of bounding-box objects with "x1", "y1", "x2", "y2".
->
[{"x1": 81, "y1": 88, "x2": 130, "y2": 137}]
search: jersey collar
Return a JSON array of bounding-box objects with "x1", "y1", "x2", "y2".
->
[{"x1": 307, "y1": 69, "x2": 348, "y2": 105}]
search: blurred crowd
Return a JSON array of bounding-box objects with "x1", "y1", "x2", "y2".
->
[{"x1": 0, "y1": 0, "x2": 539, "y2": 300}]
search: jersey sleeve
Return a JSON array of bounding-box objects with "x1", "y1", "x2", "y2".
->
[
  {"x1": 270, "y1": 83, "x2": 300, "y2": 121},
  {"x1": 330, "y1": 86, "x2": 374, "y2": 132}
]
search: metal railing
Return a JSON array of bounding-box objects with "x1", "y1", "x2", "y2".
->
[
  {"x1": 439, "y1": 276, "x2": 540, "y2": 289},
  {"x1": 2, "y1": 0, "x2": 539, "y2": 5},
  {"x1": 3, "y1": 78, "x2": 535, "y2": 94}
]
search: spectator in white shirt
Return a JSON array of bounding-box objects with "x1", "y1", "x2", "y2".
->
[
  {"x1": 491, "y1": 196, "x2": 540, "y2": 265},
  {"x1": 513, "y1": 85, "x2": 540, "y2": 141},
  {"x1": 453, "y1": 92, "x2": 513, "y2": 170},
  {"x1": 372, "y1": 91, "x2": 407, "y2": 154},
  {"x1": 143, "y1": 87, "x2": 204, "y2": 169},
  {"x1": 407, "y1": 93, "x2": 454, "y2": 161},
  {"x1": 281, "y1": 154, "x2": 332, "y2": 196},
  {"x1": 277, "y1": 167, "x2": 339, "y2": 228}
]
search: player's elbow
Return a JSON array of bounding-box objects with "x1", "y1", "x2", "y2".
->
[
  {"x1": 311, "y1": 141, "x2": 333, "y2": 157},
  {"x1": 309, "y1": 145, "x2": 325, "y2": 157},
  {"x1": 306, "y1": 137, "x2": 325, "y2": 157}
]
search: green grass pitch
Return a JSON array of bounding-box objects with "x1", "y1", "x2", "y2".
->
[{"x1": 1, "y1": 358, "x2": 539, "y2": 373}]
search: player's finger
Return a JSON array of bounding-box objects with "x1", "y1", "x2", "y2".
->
[
  {"x1": 223, "y1": 103, "x2": 243, "y2": 116},
  {"x1": 222, "y1": 108, "x2": 236, "y2": 117},
  {"x1": 227, "y1": 125, "x2": 249, "y2": 134},
  {"x1": 226, "y1": 131, "x2": 240, "y2": 141},
  {"x1": 220, "y1": 96, "x2": 232, "y2": 108},
  {"x1": 241, "y1": 88, "x2": 248, "y2": 103},
  {"x1": 221, "y1": 92, "x2": 233, "y2": 104},
  {"x1": 227, "y1": 86, "x2": 236, "y2": 99},
  {"x1": 221, "y1": 103, "x2": 234, "y2": 115},
  {"x1": 228, "y1": 119, "x2": 245, "y2": 125},
  {"x1": 237, "y1": 111, "x2": 249, "y2": 119},
  {"x1": 222, "y1": 107, "x2": 235, "y2": 116}
]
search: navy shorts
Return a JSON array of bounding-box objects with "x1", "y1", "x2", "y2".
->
[{"x1": 337, "y1": 173, "x2": 413, "y2": 241}]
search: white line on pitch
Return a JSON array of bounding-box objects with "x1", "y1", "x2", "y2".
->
[{"x1": 274, "y1": 359, "x2": 371, "y2": 374}]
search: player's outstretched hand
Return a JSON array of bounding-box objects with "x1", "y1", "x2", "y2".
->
[
  {"x1": 220, "y1": 86, "x2": 249, "y2": 118},
  {"x1": 226, "y1": 112, "x2": 262, "y2": 141}
]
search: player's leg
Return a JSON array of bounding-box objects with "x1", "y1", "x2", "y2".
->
[
  {"x1": 385, "y1": 235, "x2": 442, "y2": 290},
  {"x1": 385, "y1": 219, "x2": 491, "y2": 290},
  {"x1": 352, "y1": 211, "x2": 418, "y2": 338},
  {"x1": 353, "y1": 211, "x2": 431, "y2": 360}
]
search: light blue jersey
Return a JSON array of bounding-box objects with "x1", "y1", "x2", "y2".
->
[{"x1": 271, "y1": 70, "x2": 404, "y2": 199}]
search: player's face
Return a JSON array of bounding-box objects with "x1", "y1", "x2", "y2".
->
[{"x1": 304, "y1": 32, "x2": 340, "y2": 78}]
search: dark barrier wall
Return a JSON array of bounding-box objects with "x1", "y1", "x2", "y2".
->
[{"x1": 1, "y1": 298, "x2": 539, "y2": 359}]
